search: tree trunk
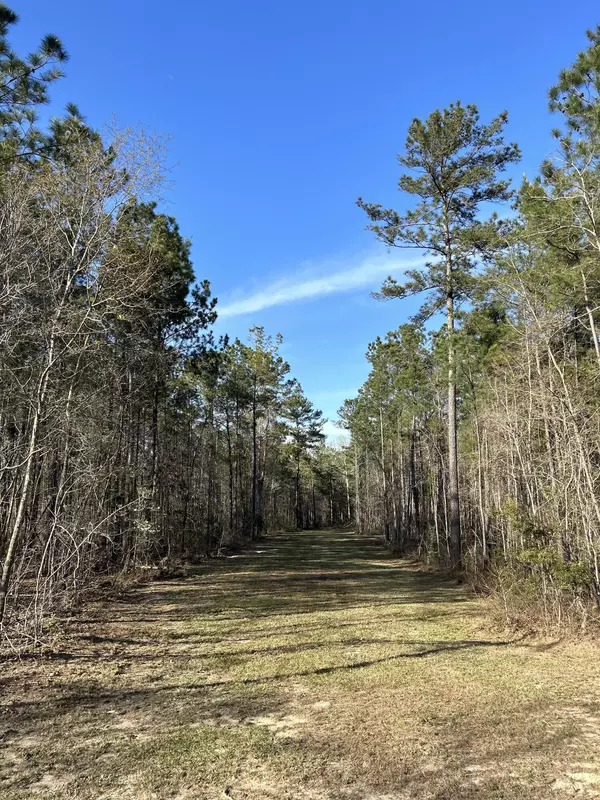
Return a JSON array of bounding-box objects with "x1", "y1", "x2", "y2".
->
[
  {"x1": 0, "y1": 334, "x2": 55, "y2": 624},
  {"x1": 251, "y1": 377, "x2": 257, "y2": 539},
  {"x1": 444, "y1": 213, "x2": 461, "y2": 569}
]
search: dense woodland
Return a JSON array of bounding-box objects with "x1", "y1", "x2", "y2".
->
[
  {"x1": 1, "y1": 5, "x2": 600, "y2": 644},
  {"x1": 0, "y1": 7, "x2": 354, "y2": 644},
  {"x1": 344, "y1": 28, "x2": 600, "y2": 629}
]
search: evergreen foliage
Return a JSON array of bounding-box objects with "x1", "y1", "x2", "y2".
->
[
  {"x1": 2, "y1": 6, "x2": 600, "y2": 640},
  {"x1": 0, "y1": 6, "x2": 346, "y2": 642}
]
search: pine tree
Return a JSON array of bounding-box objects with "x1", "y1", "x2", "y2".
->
[
  {"x1": 0, "y1": 4, "x2": 68, "y2": 160},
  {"x1": 358, "y1": 103, "x2": 520, "y2": 567},
  {"x1": 521, "y1": 26, "x2": 600, "y2": 367},
  {"x1": 283, "y1": 383, "x2": 325, "y2": 529}
]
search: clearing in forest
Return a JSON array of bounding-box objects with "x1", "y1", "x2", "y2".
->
[{"x1": 2, "y1": 530, "x2": 600, "y2": 799}]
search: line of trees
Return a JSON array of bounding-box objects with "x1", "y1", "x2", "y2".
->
[
  {"x1": 6, "y1": 6, "x2": 598, "y2": 642},
  {"x1": 342, "y1": 28, "x2": 600, "y2": 629},
  {"x1": 0, "y1": 7, "x2": 352, "y2": 645}
]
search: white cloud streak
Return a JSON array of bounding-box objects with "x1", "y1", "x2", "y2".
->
[
  {"x1": 321, "y1": 420, "x2": 350, "y2": 444},
  {"x1": 217, "y1": 253, "x2": 425, "y2": 319}
]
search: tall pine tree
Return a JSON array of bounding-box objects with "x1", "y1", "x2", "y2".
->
[{"x1": 358, "y1": 103, "x2": 519, "y2": 567}]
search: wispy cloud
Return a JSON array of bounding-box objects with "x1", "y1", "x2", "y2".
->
[
  {"x1": 321, "y1": 419, "x2": 350, "y2": 443},
  {"x1": 217, "y1": 252, "x2": 425, "y2": 319}
]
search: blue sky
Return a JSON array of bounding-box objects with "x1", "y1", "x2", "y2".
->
[{"x1": 16, "y1": 0, "x2": 599, "y2": 437}]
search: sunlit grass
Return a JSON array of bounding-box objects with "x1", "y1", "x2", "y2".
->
[{"x1": 2, "y1": 530, "x2": 600, "y2": 799}]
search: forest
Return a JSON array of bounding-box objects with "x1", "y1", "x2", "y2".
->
[
  {"x1": 0, "y1": 5, "x2": 356, "y2": 645},
  {"x1": 3, "y1": 6, "x2": 600, "y2": 800},
  {"x1": 1, "y1": 3, "x2": 600, "y2": 650},
  {"x1": 343, "y1": 32, "x2": 600, "y2": 631}
]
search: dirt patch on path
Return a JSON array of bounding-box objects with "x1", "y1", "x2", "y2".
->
[{"x1": 1, "y1": 530, "x2": 600, "y2": 799}]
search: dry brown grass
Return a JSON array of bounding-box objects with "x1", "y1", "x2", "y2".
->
[{"x1": 1, "y1": 530, "x2": 600, "y2": 799}]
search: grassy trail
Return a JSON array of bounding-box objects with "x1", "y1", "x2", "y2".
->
[{"x1": 2, "y1": 529, "x2": 600, "y2": 799}]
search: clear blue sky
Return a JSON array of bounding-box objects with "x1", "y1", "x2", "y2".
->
[{"x1": 15, "y1": 0, "x2": 599, "y2": 436}]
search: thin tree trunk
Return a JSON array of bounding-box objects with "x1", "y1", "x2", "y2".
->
[
  {"x1": 0, "y1": 334, "x2": 55, "y2": 623},
  {"x1": 444, "y1": 211, "x2": 461, "y2": 568}
]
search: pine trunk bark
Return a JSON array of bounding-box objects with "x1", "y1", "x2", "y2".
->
[{"x1": 444, "y1": 211, "x2": 461, "y2": 569}]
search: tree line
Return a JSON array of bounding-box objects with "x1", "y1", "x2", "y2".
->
[
  {"x1": 0, "y1": 6, "x2": 351, "y2": 645},
  {"x1": 342, "y1": 27, "x2": 600, "y2": 629},
  {"x1": 4, "y1": 6, "x2": 600, "y2": 643}
]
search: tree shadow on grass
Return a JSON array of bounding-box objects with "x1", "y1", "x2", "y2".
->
[
  {"x1": 0, "y1": 530, "x2": 551, "y2": 799},
  {"x1": 5, "y1": 633, "x2": 527, "y2": 716},
  {"x1": 63, "y1": 530, "x2": 469, "y2": 628}
]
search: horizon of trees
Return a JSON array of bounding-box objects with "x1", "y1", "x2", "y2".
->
[
  {"x1": 0, "y1": 6, "x2": 351, "y2": 645},
  {"x1": 344, "y1": 26, "x2": 600, "y2": 629},
  {"x1": 2, "y1": 6, "x2": 600, "y2": 644}
]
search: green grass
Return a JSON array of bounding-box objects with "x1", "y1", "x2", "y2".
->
[{"x1": 2, "y1": 530, "x2": 600, "y2": 798}]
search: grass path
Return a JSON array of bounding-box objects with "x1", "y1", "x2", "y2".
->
[{"x1": 2, "y1": 529, "x2": 600, "y2": 799}]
